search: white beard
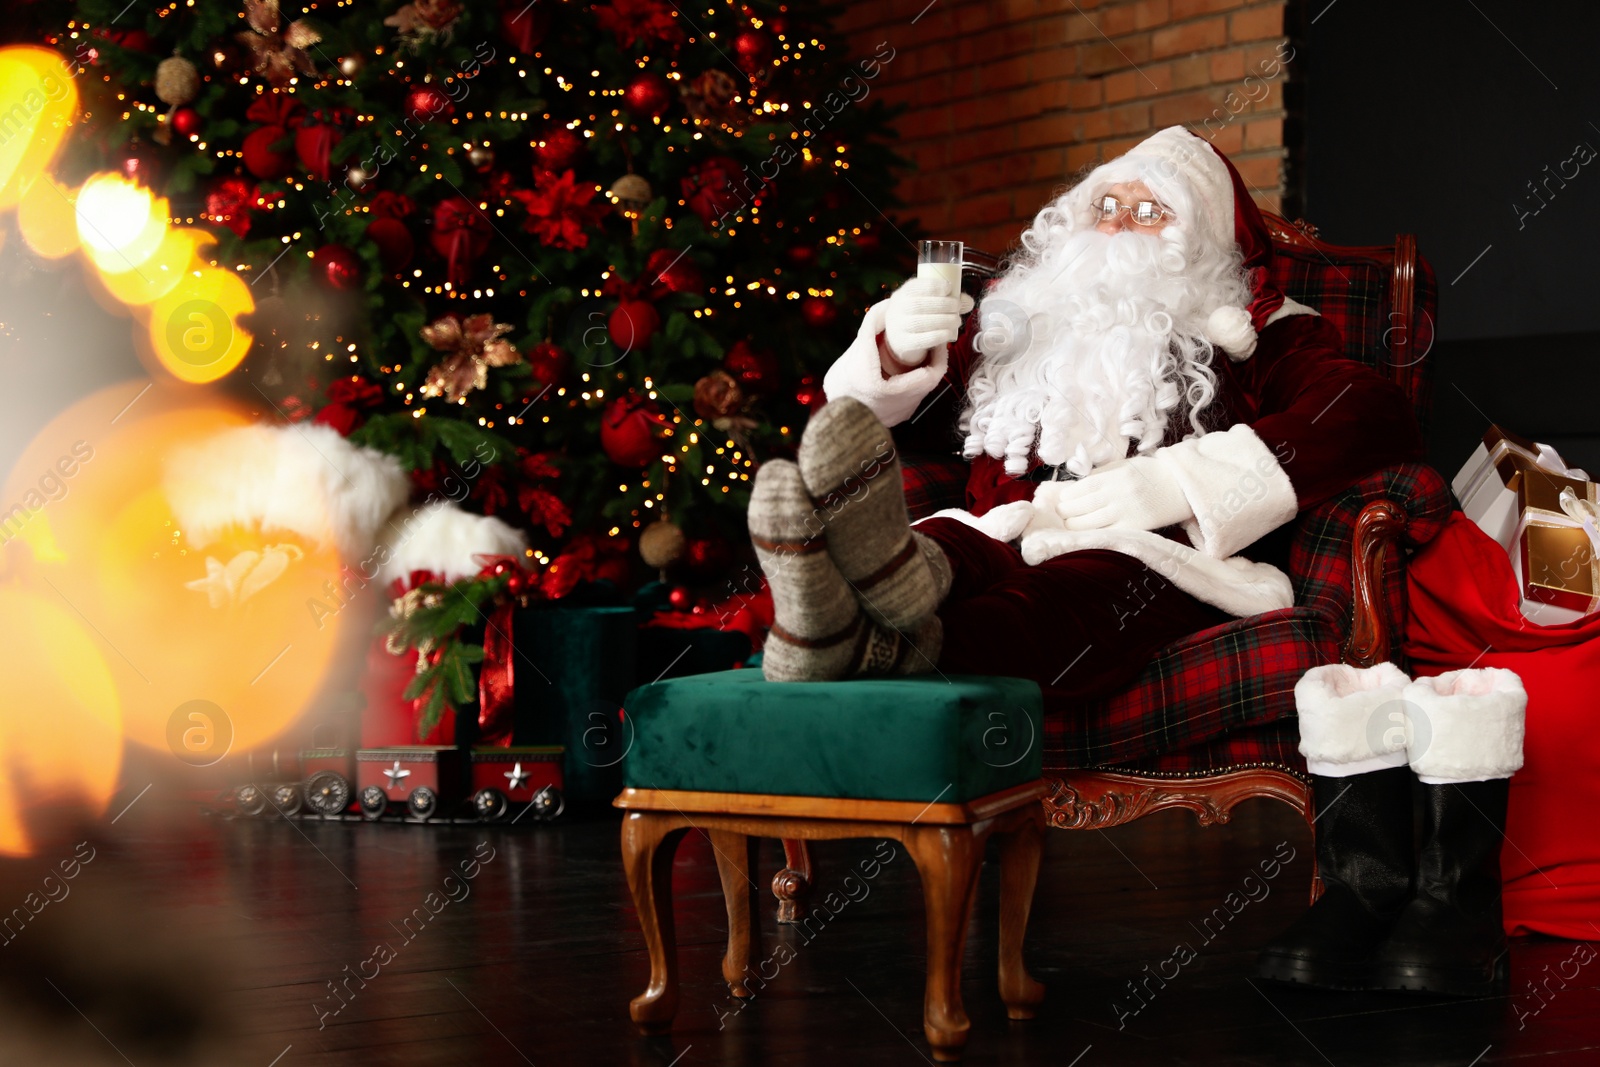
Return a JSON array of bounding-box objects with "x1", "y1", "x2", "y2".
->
[{"x1": 960, "y1": 223, "x2": 1251, "y2": 478}]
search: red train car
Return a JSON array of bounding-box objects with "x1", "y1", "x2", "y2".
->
[
  {"x1": 356, "y1": 746, "x2": 466, "y2": 821},
  {"x1": 468, "y1": 746, "x2": 565, "y2": 821}
]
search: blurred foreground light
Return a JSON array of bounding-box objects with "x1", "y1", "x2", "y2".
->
[
  {"x1": 3, "y1": 384, "x2": 346, "y2": 757},
  {"x1": 16, "y1": 172, "x2": 78, "y2": 259},
  {"x1": 0, "y1": 588, "x2": 122, "y2": 857},
  {"x1": 142, "y1": 264, "x2": 255, "y2": 383},
  {"x1": 96, "y1": 227, "x2": 211, "y2": 308},
  {"x1": 76, "y1": 172, "x2": 167, "y2": 275},
  {"x1": 0, "y1": 46, "x2": 78, "y2": 211}
]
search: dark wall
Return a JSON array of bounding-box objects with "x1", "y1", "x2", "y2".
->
[{"x1": 1303, "y1": 0, "x2": 1600, "y2": 474}]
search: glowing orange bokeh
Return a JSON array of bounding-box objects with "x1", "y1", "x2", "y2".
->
[{"x1": 0, "y1": 46, "x2": 78, "y2": 211}]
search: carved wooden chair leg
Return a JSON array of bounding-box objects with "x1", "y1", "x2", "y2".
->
[
  {"x1": 997, "y1": 806, "x2": 1046, "y2": 1020},
  {"x1": 710, "y1": 829, "x2": 758, "y2": 997},
  {"x1": 621, "y1": 811, "x2": 690, "y2": 1032},
  {"x1": 773, "y1": 838, "x2": 814, "y2": 924},
  {"x1": 903, "y1": 824, "x2": 986, "y2": 1062}
]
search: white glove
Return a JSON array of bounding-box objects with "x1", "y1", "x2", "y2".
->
[
  {"x1": 1051, "y1": 453, "x2": 1193, "y2": 533},
  {"x1": 883, "y1": 274, "x2": 974, "y2": 365}
]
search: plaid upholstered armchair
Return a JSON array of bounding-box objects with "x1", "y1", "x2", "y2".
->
[{"x1": 900, "y1": 216, "x2": 1454, "y2": 854}]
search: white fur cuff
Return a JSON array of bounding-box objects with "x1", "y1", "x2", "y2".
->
[
  {"x1": 821, "y1": 299, "x2": 949, "y2": 429},
  {"x1": 1295, "y1": 662, "x2": 1412, "y2": 773},
  {"x1": 1161, "y1": 422, "x2": 1299, "y2": 560},
  {"x1": 378, "y1": 501, "x2": 529, "y2": 585},
  {"x1": 1403, "y1": 668, "x2": 1527, "y2": 784}
]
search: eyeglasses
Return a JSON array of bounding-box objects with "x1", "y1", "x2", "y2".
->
[{"x1": 1096, "y1": 195, "x2": 1171, "y2": 227}]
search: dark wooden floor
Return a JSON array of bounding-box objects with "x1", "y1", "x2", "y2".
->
[{"x1": 6, "y1": 790, "x2": 1597, "y2": 1067}]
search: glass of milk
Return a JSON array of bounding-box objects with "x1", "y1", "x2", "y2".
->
[{"x1": 917, "y1": 240, "x2": 964, "y2": 300}]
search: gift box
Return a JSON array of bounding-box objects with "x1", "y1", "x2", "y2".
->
[
  {"x1": 1510, "y1": 470, "x2": 1600, "y2": 623},
  {"x1": 1452, "y1": 424, "x2": 1589, "y2": 553}
]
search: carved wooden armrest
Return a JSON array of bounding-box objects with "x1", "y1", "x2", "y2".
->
[{"x1": 1343, "y1": 499, "x2": 1410, "y2": 668}]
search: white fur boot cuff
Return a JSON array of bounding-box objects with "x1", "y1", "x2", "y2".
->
[
  {"x1": 1295, "y1": 662, "x2": 1412, "y2": 777},
  {"x1": 1402, "y1": 668, "x2": 1527, "y2": 784}
]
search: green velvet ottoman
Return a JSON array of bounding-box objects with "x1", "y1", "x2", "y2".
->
[{"x1": 616, "y1": 669, "x2": 1048, "y2": 1062}]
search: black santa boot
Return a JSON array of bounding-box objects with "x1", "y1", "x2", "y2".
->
[
  {"x1": 1258, "y1": 663, "x2": 1416, "y2": 990},
  {"x1": 1372, "y1": 669, "x2": 1527, "y2": 996}
]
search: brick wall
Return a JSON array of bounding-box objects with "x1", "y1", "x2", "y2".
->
[{"x1": 832, "y1": 0, "x2": 1301, "y2": 258}]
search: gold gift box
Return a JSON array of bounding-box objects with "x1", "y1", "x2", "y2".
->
[{"x1": 1512, "y1": 470, "x2": 1600, "y2": 615}]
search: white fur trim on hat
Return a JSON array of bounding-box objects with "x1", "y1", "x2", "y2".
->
[
  {"x1": 378, "y1": 500, "x2": 528, "y2": 585},
  {"x1": 1403, "y1": 668, "x2": 1527, "y2": 784},
  {"x1": 1294, "y1": 662, "x2": 1413, "y2": 776},
  {"x1": 1205, "y1": 305, "x2": 1258, "y2": 362},
  {"x1": 163, "y1": 422, "x2": 410, "y2": 561}
]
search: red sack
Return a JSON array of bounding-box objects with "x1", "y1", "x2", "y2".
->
[{"x1": 1404, "y1": 511, "x2": 1600, "y2": 939}]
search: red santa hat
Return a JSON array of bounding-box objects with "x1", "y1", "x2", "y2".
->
[{"x1": 1068, "y1": 125, "x2": 1291, "y2": 362}]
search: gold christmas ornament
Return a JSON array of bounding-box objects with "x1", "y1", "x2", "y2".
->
[
  {"x1": 639, "y1": 519, "x2": 686, "y2": 569},
  {"x1": 343, "y1": 164, "x2": 372, "y2": 191},
  {"x1": 609, "y1": 173, "x2": 653, "y2": 214},
  {"x1": 338, "y1": 53, "x2": 367, "y2": 78},
  {"x1": 467, "y1": 143, "x2": 495, "y2": 171},
  {"x1": 154, "y1": 55, "x2": 200, "y2": 106}
]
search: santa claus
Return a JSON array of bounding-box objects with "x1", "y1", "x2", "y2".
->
[{"x1": 748, "y1": 125, "x2": 1526, "y2": 997}]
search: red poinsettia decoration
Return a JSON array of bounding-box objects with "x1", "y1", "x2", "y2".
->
[
  {"x1": 314, "y1": 375, "x2": 385, "y2": 435},
  {"x1": 204, "y1": 176, "x2": 258, "y2": 237},
  {"x1": 418, "y1": 313, "x2": 523, "y2": 402},
  {"x1": 512, "y1": 169, "x2": 608, "y2": 251},
  {"x1": 593, "y1": 0, "x2": 686, "y2": 51},
  {"x1": 516, "y1": 450, "x2": 571, "y2": 538}
]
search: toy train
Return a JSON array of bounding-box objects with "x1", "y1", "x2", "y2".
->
[{"x1": 223, "y1": 744, "x2": 564, "y2": 823}]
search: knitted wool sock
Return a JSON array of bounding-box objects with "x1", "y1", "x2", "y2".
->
[
  {"x1": 797, "y1": 397, "x2": 952, "y2": 629},
  {"x1": 751, "y1": 460, "x2": 942, "y2": 681}
]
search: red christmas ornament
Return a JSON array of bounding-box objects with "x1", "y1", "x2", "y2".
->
[
  {"x1": 534, "y1": 126, "x2": 585, "y2": 173},
  {"x1": 170, "y1": 106, "x2": 202, "y2": 139},
  {"x1": 242, "y1": 126, "x2": 294, "y2": 180},
  {"x1": 527, "y1": 341, "x2": 570, "y2": 388},
  {"x1": 607, "y1": 298, "x2": 661, "y2": 353},
  {"x1": 722, "y1": 340, "x2": 780, "y2": 396},
  {"x1": 295, "y1": 110, "x2": 347, "y2": 182},
  {"x1": 644, "y1": 246, "x2": 704, "y2": 295},
  {"x1": 365, "y1": 217, "x2": 414, "y2": 273},
  {"x1": 498, "y1": 0, "x2": 553, "y2": 53},
  {"x1": 795, "y1": 373, "x2": 825, "y2": 413},
  {"x1": 405, "y1": 84, "x2": 454, "y2": 124},
  {"x1": 667, "y1": 585, "x2": 692, "y2": 610},
  {"x1": 505, "y1": 571, "x2": 528, "y2": 597},
  {"x1": 733, "y1": 29, "x2": 773, "y2": 73},
  {"x1": 785, "y1": 244, "x2": 816, "y2": 268},
  {"x1": 624, "y1": 72, "x2": 673, "y2": 117},
  {"x1": 599, "y1": 393, "x2": 667, "y2": 468},
  {"x1": 854, "y1": 230, "x2": 882, "y2": 256},
  {"x1": 313, "y1": 244, "x2": 363, "y2": 290},
  {"x1": 800, "y1": 296, "x2": 839, "y2": 329}
]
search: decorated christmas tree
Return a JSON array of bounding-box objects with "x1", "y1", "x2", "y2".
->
[{"x1": 46, "y1": 0, "x2": 917, "y2": 722}]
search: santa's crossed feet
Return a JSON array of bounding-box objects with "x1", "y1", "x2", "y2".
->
[{"x1": 750, "y1": 125, "x2": 1423, "y2": 701}]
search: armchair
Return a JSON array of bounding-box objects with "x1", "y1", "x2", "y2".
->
[{"x1": 771, "y1": 215, "x2": 1455, "y2": 918}]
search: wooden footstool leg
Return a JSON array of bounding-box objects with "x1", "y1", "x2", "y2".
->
[
  {"x1": 905, "y1": 825, "x2": 985, "y2": 1062},
  {"x1": 773, "y1": 838, "x2": 813, "y2": 923},
  {"x1": 710, "y1": 829, "x2": 758, "y2": 997},
  {"x1": 997, "y1": 807, "x2": 1046, "y2": 1019},
  {"x1": 621, "y1": 811, "x2": 689, "y2": 1033}
]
